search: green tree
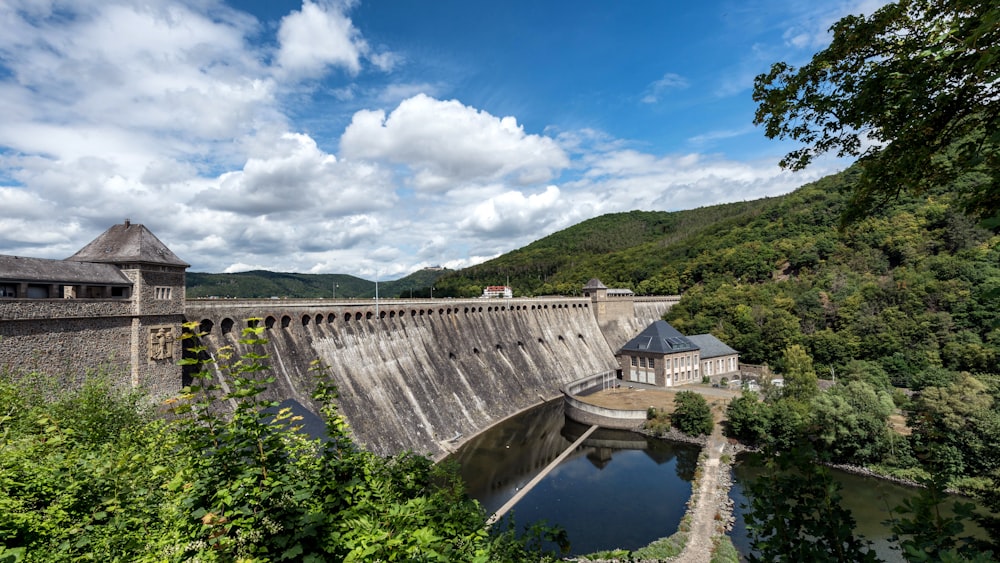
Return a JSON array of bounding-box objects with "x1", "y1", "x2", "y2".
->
[
  {"x1": 743, "y1": 446, "x2": 881, "y2": 563},
  {"x1": 780, "y1": 344, "x2": 820, "y2": 403},
  {"x1": 0, "y1": 377, "x2": 175, "y2": 562},
  {"x1": 840, "y1": 359, "x2": 892, "y2": 391},
  {"x1": 0, "y1": 325, "x2": 566, "y2": 562},
  {"x1": 907, "y1": 373, "x2": 1000, "y2": 479},
  {"x1": 763, "y1": 398, "x2": 808, "y2": 452},
  {"x1": 809, "y1": 381, "x2": 893, "y2": 463},
  {"x1": 725, "y1": 391, "x2": 769, "y2": 443},
  {"x1": 753, "y1": 0, "x2": 1000, "y2": 225},
  {"x1": 670, "y1": 391, "x2": 714, "y2": 436}
]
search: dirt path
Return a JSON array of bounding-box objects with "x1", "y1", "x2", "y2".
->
[{"x1": 672, "y1": 424, "x2": 729, "y2": 563}]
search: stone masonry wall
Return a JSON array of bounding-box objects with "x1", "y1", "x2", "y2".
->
[
  {"x1": 128, "y1": 268, "x2": 186, "y2": 316},
  {"x1": 0, "y1": 299, "x2": 134, "y2": 320},
  {"x1": 0, "y1": 316, "x2": 133, "y2": 386}
]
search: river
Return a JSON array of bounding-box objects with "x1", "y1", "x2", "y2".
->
[
  {"x1": 447, "y1": 400, "x2": 700, "y2": 555},
  {"x1": 449, "y1": 398, "x2": 989, "y2": 559}
]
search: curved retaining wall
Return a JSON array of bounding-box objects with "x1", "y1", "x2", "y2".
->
[
  {"x1": 563, "y1": 394, "x2": 647, "y2": 430},
  {"x1": 561, "y1": 373, "x2": 647, "y2": 430},
  {"x1": 185, "y1": 298, "x2": 618, "y2": 458}
]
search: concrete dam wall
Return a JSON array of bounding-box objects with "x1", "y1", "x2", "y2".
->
[
  {"x1": 185, "y1": 298, "x2": 618, "y2": 458},
  {"x1": 594, "y1": 296, "x2": 678, "y2": 352}
]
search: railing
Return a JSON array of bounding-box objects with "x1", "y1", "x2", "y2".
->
[
  {"x1": 561, "y1": 370, "x2": 648, "y2": 430},
  {"x1": 562, "y1": 370, "x2": 618, "y2": 395}
]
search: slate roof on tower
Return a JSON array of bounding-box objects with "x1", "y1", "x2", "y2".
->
[
  {"x1": 66, "y1": 220, "x2": 189, "y2": 268},
  {"x1": 583, "y1": 278, "x2": 608, "y2": 290},
  {"x1": 617, "y1": 320, "x2": 698, "y2": 355}
]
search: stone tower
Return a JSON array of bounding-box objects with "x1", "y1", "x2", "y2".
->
[{"x1": 67, "y1": 220, "x2": 189, "y2": 395}]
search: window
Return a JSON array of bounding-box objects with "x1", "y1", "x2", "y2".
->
[
  {"x1": 639, "y1": 357, "x2": 646, "y2": 368},
  {"x1": 649, "y1": 358, "x2": 655, "y2": 369},
  {"x1": 0, "y1": 285, "x2": 15, "y2": 297},
  {"x1": 154, "y1": 287, "x2": 172, "y2": 299},
  {"x1": 631, "y1": 356, "x2": 638, "y2": 367}
]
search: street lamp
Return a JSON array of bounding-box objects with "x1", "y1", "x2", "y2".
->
[
  {"x1": 430, "y1": 286, "x2": 434, "y2": 299},
  {"x1": 333, "y1": 283, "x2": 338, "y2": 299}
]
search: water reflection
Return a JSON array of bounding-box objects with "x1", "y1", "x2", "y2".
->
[
  {"x1": 730, "y1": 456, "x2": 990, "y2": 563},
  {"x1": 449, "y1": 400, "x2": 700, "y2": 555}
]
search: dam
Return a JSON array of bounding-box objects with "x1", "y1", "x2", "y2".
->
[
  {"x1": 0, "y1": 221, "x2": 678, "y2": 457},
  {"x1": 185, "y1": 295, "x2": 676, "y2": 458}
]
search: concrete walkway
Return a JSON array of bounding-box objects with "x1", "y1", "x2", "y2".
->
[
  {"x1": 671, "y1": 424, "x2": 730, "y2": 563},
  {"x1": 487, "y1": 424, "x2": 599, "y2": 526}
]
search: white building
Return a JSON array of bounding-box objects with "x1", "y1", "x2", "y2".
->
[{"x1": 481, "y1": 285, "x2": 513, "y2": 298}]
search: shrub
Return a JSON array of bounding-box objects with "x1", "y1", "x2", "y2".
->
[
  {"x1": 634, "y1": 533, "x2": 686, "y2": 559},
  {"x1": 725, "y1": 391, "x2": 768, "y2": 443},
  {"x1": 710, "y1": 536, "x2": 740, "y2": 563},
  {"x1": 671, "y1": 391, "x2": 714, "y2": 436},
  {"x1": 1, "y1": 322, "x2": 565, "y2": 562}
]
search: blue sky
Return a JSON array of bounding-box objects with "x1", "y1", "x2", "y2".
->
[{"x1": 0, "y1": 0, "x2": 888, "y2": 278}]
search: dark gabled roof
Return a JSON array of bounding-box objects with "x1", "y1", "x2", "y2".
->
[
  {"x1": 67, "y1": 221, "x2": 189, "y2": 267},
  {"x1": 618, "y1": 320, "x2": 698, "y2": 355},
  {"x1": 583, "y1": 278, "x2": 608, "y2": 290},
  {"x1": 0, "y1": 255, "x2": 131, "y2": 285},
  {"x1": 687, "y1": 334, "x2": 739, "y2": 359}
]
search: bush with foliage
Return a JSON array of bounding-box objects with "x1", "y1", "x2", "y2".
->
[
  {"x1": 744, "y1": 445, "x2": 883, "y2": 563},
  {"x1": 0, "y1": 322, "x2": 564, "y2": 562},
  {"x1": 670, "y1": 391, "x2": 713, "y2": 437},
  {"x1": 724, "y1": 391, "x2": 768, "y2": 443}
]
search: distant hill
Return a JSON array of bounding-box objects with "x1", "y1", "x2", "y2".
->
[
  {"x1": 431, "y1": 197, "x2": 779, "y2": 297},
  {"x1": 186, "y1": 268, "x2": 451, "y2": 299},
  {"x1": 432, "y1": 167, "x2": 999, "y2": 381}
]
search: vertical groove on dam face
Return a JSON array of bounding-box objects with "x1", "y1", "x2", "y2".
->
[{"x1": 187, "y1": 300, "x2": 618, "y2": 458}]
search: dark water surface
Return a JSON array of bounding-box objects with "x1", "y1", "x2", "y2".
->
[
  {"x1": 729, "y1": 457, "x2": 991, "y2": 562},
  {"x1": 448, "y1": 400, "x2": 700, "y2": 555}
]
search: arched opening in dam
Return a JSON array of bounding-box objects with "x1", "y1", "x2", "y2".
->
[{"x1": 448, "y1": 400, "x2": 700, "y2": 556}]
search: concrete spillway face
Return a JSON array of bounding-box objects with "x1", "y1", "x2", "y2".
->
[
  {"x1": 598, "y1": 300, "x2": 678, "y2": 352},
  {"x1": 191, "y1": 301, "x2": 619, "y2": 459}
]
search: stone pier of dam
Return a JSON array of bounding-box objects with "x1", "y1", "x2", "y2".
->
[{"x1": 185, "y1": 296, "x2": 677, "y2": 458}]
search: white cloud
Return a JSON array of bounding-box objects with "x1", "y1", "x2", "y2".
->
[
  {"x1": 459, "y1": 185, "x2": 562, "y2": 236},
  {"x1": 780, "y1": 0, "x2": 894, "y2": 51},
  {"x1": 376, "y1": 82, "x2": 442, "y2": 105},
  {"x1": 276, "y1": 0, "x2": 381, "y2": 78},
  {"x1": 0, "y1": 0, "x2": 279, "y2": 184},
  {"x1": 641, "y1": 73, "x2": 689, "y2": 104},
  {"x1": 199, "y1": 132, "x2": 396, "y2": 216},
  {"x1": 340, "y1": 94, "x2": 570, "y2": 192},
  {"x1": 687, "y1": 126, "x2": 756, "y2": 146},
  {"x1": 0, "y1": 0, "x2": 856, "y2": 279},
  {"x1": 567, "y1": 146, "x2": 841, "y2": 215}
]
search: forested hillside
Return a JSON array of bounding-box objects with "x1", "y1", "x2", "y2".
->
[{"x1": 435, "y1": 169, "x2": 1000, "y2": 380}]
